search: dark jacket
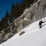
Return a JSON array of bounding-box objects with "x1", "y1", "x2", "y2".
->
[{"x1": 39, "y1": 20, "x2": 44, "y2": 26}]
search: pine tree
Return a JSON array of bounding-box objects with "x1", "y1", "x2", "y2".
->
[
  {"x1": 9, "y1": 3, "x2": 16, "y2": 23},
  {"x1": 0, "y1": 11, "x2": 9, "y2": 31}
]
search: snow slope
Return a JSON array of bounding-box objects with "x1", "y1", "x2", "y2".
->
[{"x1": 0, "y1": 17, "x2": 46, "y2": 46}]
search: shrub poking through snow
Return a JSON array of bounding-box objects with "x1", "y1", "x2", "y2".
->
[{"x1": 19, "y1": 31, "x2": 25, "y2": 36}]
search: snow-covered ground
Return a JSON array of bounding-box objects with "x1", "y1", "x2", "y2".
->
[{"x1": 0, "y1": 17, "x2": 46, "y2": 46}]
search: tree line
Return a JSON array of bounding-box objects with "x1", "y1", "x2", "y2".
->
[{"x1": 0, "y1": 0, "x2": 38, "y2": 31}]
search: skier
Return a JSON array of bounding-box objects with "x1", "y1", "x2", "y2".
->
[{"x1": 39, "y1": 20, "x2": 44, "y2": 28}]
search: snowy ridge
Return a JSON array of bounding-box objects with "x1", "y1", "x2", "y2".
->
[
  {"x1": 0, "y1": 17, "x2": 46, "y2": 46},
  {"x1": 1, "y1": 0, "x2": 46, "y2": 44}
]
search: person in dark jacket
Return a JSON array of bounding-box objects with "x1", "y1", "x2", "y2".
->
[{"x1": 39, "y1": 20, "x2": 44, "y2": 28}]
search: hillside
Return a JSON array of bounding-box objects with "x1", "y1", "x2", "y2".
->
[
  {"x1": 0, "y1": 0, "x2": 46, "y2": 44},
  {"x1": 0, "y1": 17, "x2": 46, "y2": 46}
]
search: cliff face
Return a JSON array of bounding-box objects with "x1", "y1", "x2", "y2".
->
[{"x1": 0, "y1": 0, "x2": 46, "y2": 44}]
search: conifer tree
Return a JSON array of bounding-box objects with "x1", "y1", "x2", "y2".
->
[{"x1": 0, "y1": 11, "x2": 9, "y2": 31}]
